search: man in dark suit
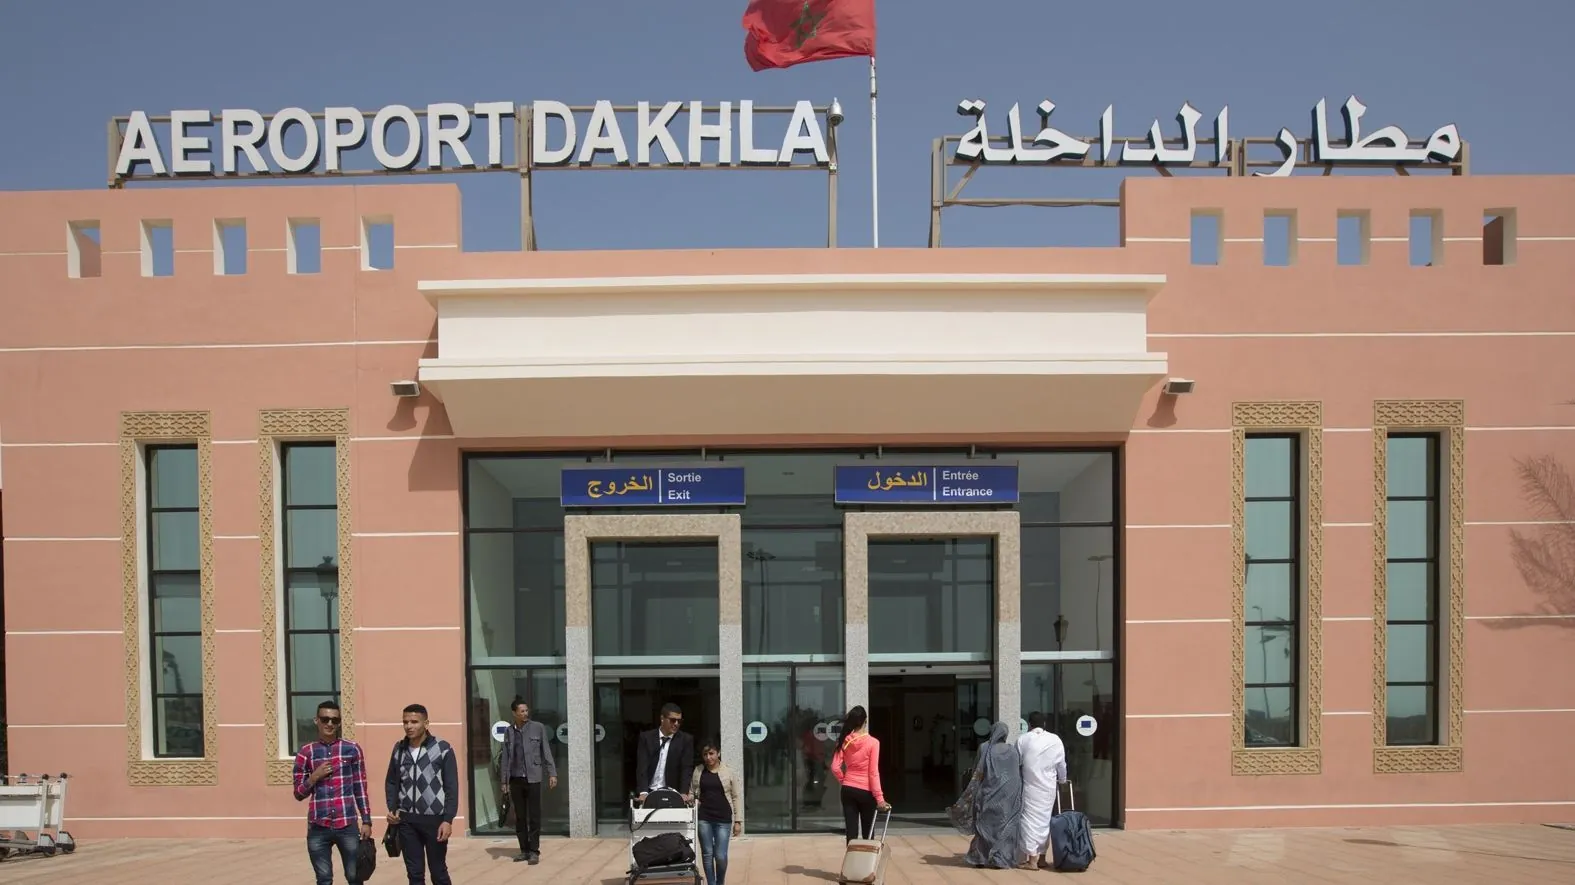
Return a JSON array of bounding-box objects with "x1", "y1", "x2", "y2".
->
[{"x1": 635, "y1": 702, "x2": 694, "y2": 804}]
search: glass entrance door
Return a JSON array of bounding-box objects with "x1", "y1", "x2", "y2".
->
[
  {"x1": 1020, "y1": 662, "x2": 1118, "y2": 827},
  {"x1": 867, "y1": 671, "x2": 994, "y2": 825},
  {"x1": 741, "y1": 664, "x2": 846, "y2": 833},
  {"x1": 594, "y1": 673, "x2": 720, "y2": 829}
]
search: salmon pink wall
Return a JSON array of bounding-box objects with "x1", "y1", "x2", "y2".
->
[{"x1": 1, "y1": 174, "x2": 1573, "y2": 837}]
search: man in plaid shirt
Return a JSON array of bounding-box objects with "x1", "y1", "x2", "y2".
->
[{"x1": 294, "y1": 699, "x2": 373, "y2": 885}]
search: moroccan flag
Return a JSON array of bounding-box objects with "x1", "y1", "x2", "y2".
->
[{"x1": 742, "y1": 0, "x2": 876, "y2": 72}]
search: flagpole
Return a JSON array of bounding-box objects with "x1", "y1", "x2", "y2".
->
[{"x1": 869, "y1": 54, "x2": 879, "y2": 248}]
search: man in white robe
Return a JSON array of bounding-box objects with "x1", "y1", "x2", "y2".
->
[{"x1": 1015, "y1": 711, "x2": 1068, "y2": 868}]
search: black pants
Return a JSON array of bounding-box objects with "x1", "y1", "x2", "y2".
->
[
  {"x1": 509, "y1": 777, "x2": 543, "y2": 854},
  {"x1": 840, "y1": 785, "x2": 877, "y2": 842},
  {"x1": 396, "y1": 814, "x2": 451, "y2": 885}
]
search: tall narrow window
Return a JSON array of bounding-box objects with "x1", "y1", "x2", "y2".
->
[
  {"x1": 1384, "y1": 433, "x2": 1440, "y2": 745},
  {"x1": 1243, "y1": 434, "x2": 1300, "y2": 748},
  {"x1": 281, "y1": 442, "x2": 341, "y2": 751},
  {"x1": 147, "y1": 445, "x2": 204, "y2": 758}
]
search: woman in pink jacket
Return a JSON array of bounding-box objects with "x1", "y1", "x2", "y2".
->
[{"x1": 830, "y1": 705, "x2": 892, "y2": 842}]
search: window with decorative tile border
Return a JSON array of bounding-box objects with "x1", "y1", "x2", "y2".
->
[
  {"x1": 258, "y1": 408, "x2": 355, "y2": 785},
  {"x1": 120, "y1": 411, "x2": 218, "y2": 786},
  {"x1": 1230, "y1": 402, "x2": 1323, "y2": 776},
  {"x1": 1372, "y1": 400, "x2": 1465, "y2": 774}
]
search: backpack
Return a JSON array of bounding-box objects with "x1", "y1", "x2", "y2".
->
[
  {"x1": 356, "y1": 835, "x2": 378, "y2": 881},
  {"x1": 1049, "y1": 808, "x2": 1097, "y2": 872},
  {"x1": 639, "y1": 788, "x2": 689, "y2": 812},
  {"x1": 631, "y1": 831, "x2": 695, "y2": 873}
]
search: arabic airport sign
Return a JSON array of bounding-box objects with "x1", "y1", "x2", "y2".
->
[
  {"x1": 112, "y1": 99, "x2": 834, "y2": 178},
  {"x1": 833, "y1": 464, "x2": 1020, "y2": 505},
  {"x1": 952, "y1": 94, "x2": 1461, "y2": 176},
  {"x1": 560, "y1": 466, "x2": 747, "y2": 508}
]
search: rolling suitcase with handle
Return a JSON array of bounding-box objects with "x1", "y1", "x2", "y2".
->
[
  {"x1": 839, "y1": 806, "x2": 891, "y2": 885},
  {"x1": 1048, "y1": 781, "x2": 1096, "y2": 872}
]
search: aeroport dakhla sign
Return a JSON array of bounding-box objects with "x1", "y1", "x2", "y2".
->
[{"x1": 111, "y1": 99, "x2": 836, "y2": 178}]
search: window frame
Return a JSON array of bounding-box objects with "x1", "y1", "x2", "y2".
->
[
  {"x1": 1382, "y1": 431, "x2": 1442, "y2": 746},
  {"x1": 145, "y1": 443, "x2": 204, "y2": 759},
  {"x1": 280, "y1": 440, "x2": 342, "y2": 752},
  {"x1": 1242, "y1": 432, "x2": 1303, "y2": 749}
]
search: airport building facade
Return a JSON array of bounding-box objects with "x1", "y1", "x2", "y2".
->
[{"x1": 2, "y1": 167, "x2": 1573, "y2": 840}]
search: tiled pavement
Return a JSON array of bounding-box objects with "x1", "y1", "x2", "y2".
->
[{"x1": 2, "y1": 824, "x2": 1573, "y2": 884}]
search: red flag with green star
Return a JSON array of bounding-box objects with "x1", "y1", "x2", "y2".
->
[{"x1": 742, "y1": 0, "x2": 876, "y2": 71}]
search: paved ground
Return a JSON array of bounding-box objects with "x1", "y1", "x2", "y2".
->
[{"x1": 2, "y1": 824, "x2": 1573, "y2": 884}]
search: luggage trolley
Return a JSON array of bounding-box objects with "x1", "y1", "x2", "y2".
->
[
  {"x1": 625, "y1": 788, "x2": 699, "y2": 884},
  {"x1": 0, "y1": 773, "x2": 75, "y2": 861}
]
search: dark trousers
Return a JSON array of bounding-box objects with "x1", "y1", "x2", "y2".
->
[
  {"x1": 840, "y1": 785, "x2": 877, "y2": 842},
  {"x1": 306, "y1": 822, "x2": 361, "y2": 885},
  {"x1": 396, "y1": 814, "x2": 451, "y2": 885},
  {"x1": 509, "y1": 776, "x2": 543, "y2": 854}
]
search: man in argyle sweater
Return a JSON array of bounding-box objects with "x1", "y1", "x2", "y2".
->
[{"x1": 384, "y1": 703, "x2": 459, "y2": 885}]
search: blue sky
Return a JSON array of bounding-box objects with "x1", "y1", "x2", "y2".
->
[{"x1": 2, "y1": 0, "x2": 1568, "y2": 251}]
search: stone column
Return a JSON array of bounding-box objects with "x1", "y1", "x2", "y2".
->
[
  {"x1": 716, "y1": 517, "x2": 744, "y2": 803},
  {"x1": 562, "y1": 516, "x2": 595, "y2": 838},
  {"x1": 843, "y1": 520, "x2": 869, "y2": 712}
]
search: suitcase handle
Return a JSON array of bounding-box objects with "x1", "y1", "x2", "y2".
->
[
  {"x1": 858, "y1": 806, "x2": 892, "y2": 844},
  {"x1": 1057, "y1": 780, "x2": 1075, "y2": 814}
]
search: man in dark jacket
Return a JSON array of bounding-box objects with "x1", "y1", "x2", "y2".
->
[
  {"x1": 499, "y1": 697, "x2": 557, "y2": 865},
  {"x1": 385, "y1": 703, "x2": 459, "y2": 885},
  {"x1": 635, "y1": 702, "x2": 694, "y2": 804}
]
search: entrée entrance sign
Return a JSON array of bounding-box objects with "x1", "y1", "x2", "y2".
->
[
  {"x1": 833, "y1": 465, "x2": 1020, "y2": 505},
  {"x1": 112, "y1": 99, "x2": 833, "y2": 178}
]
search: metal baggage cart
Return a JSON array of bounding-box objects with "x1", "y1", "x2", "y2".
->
[
  {"x1": 0, "y1": 773, "x2": 75, "y2": 860},
  {"x1": 626, "y1": 788, "x2": 698, "y2": 884}
]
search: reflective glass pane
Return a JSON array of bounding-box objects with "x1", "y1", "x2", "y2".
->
[
  {"x1": 287, "y1": 572, "x2": 340, "y2": 631},
  {"x1": 469, "y1": 532, "x2": 566, "y2": 661},
  {"x1": 284, "y1": 444, "x2": 337, "y2": 507},
  {"x1": 1020, "y1": 662, "x2": 1117, "y2": 827},
  {"x1": 149, "y1": 446, "x2": 198, "y2": 509},
  {"x1": 155, "y1": 696, "x2": 204, "y2": 757},
  {"x1": 1008, "y1": 452, "x2": 1114, "y2": 524},
  {"x1": 289, "y1": 633, "x2": 340, "y2": 694},
  {"x1": 1385, "y1": 561, "x2": 1435, "y2": 622},
  {"x1": 1386, "y1": 500, "x2": 1434, "y2": 560},
  {"x1": 1245, "y1": 562, "x2": 1294, "y2": 624},
  {"x1": 1385, "y1": 684, "x2": 1437, "y2": 745},
  {"x1": 591, "y1": 542, "x2": 719, "y2": 658},
  {"x1": 154, "y1": 634, "x2": 203, "y2": 694},
  {"x1": 290, "y1": 694, "x2": 339, "y2": 753},
  {"x1": 1244, "y1": 436, "x2": 1294, "y2": 498},
  {"x1": 1385, "y1": 624, "x2": 1433, "y2": 685},
  {"x1": 151, "y1": 573, "x2": 201, "y2": 633},
  {"x1": 1244, "y1": 625, "x2": 1294, "y2": 685},
  {"x1": 468, "y1": 668, "x2": 570, "y2": 836},
  {"x1": 467, "y1": 455, "x2": 605, "y2": 530},
  {"x1": 868, "y1": 538, "x2": 993, "y2": 657},
  {"x1": 792, "y1": 668, "x2": 846, "y2": 832},
  {"x1": 1244, "y1": 686, "x2": 1294, "y2": 747},
  {"x1": 743, "y1": 529, "x2": 842, "y2": 657},
  {"x1": 1021, "y1": 526, "x2": 1115, "y2": 653},
  {"x1": 152, "y1": 511, "x2": 200, "y2": 571},
  {"x1": 1385, "y1": 436, "x2": 1436, "y2": 499},
  {"x1": 742, "y1": 666, "x2": 792, "y2": 833},
  {"x1": 1245, "y1": 501, "x2": 1294, "y2": 561},
  {"x1": 725, "y1": 452, "x2": 844, "y2": 527},
  {"x1": 286, "y1": 509, "x2": 338, "y2": 570}
]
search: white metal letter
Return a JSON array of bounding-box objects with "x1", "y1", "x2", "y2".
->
[
  {"x1": 115, "y1": 111, "x2": 167, "y2": 176},
  {"x1": 169, "y1": 109, "x2": 212, "y2": 174},
  {"x1": 688, "y1": 101, "x2": 732, "y2": 166},
  {"x1": 636, "y1": 101, "x2": 682, "y2": 166},
  {"x1": 577, "y1": 100, "x2": 629, "y2": 166},
  {"x1": 737, "y1": 100, "x2": 777, "y2": 165},
  {"x1": 473, "y1": 101, "x2": 514, "y2": 167},
  {"x1": 268, "y1": 107, "x2": 320, "y2": 174},
  {"x1": 371, "y1": 104, "x2": 421, "y2": 170},
  {"x1": 323, "y1": 107, "x2": 367, "y2": 173},
  {"x1": 532, "y1": 100, "x2": 576, "y2": 167},
  {"x1": 221, "y1": 109, "x2": 267, "y2": 174},
  {"x1": 426, "y1": 102, "x2": 474, "y2": 169},
  {"x1": 777, "y1": 100, "x2": 829, "y2": 165}
]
